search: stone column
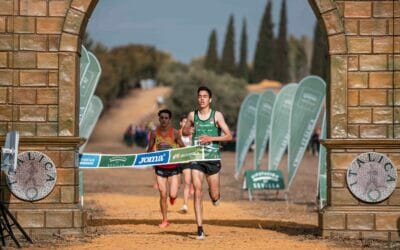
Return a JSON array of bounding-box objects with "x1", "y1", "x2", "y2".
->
[
  {"x1": 0, "y1": 0, "x2": 97, "y2": 236},
  {"x1": 317, "y1": 0, "x2": 400, "y2": 241}
]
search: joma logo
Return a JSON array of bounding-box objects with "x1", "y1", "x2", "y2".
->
[{"x1": 138, "y1": 155, "x2": 164, "y2": 164}]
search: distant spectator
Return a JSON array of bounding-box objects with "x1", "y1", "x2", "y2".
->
[
  {"x1": 309, "y1": 127, "x2": 321, "y2": 156},
  {"x1": 156, "y1": 95, "x2": 164, "y2": 108},
  {"x1": 123, "y1": 124, "x2": 135, "y2": 147},
  {"x1": 135, "y1": 124, "x2": 148, "y2": 148}
]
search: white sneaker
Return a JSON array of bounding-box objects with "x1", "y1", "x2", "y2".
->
[
  {"x1": 179, "y1": 205, "x2": 188, "y2": 214},
  {"x1": 196, "y1": 231, "x2": 205, "y2": 240},
  {"x1": 212, "y1": 199, "x2": 220, "y2": 207}
]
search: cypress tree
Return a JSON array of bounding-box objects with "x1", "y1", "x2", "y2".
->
[
  {"x1": 294, "y1": 37, "x2": 308, "y2": 81},
  {"x1": 252, "y1": 1, "x2": 274, "y2": 83},
  {"x1": 220, "y1": 14, "x2": 236, "y2": 76},
  {"x1": 274, "y1": 0, "x2": 290, "y2": 84},
  {"x1": 238, "y1": 18, "x2": 249, "y2": 81},
  {"x1": 204, "y1": 29, "x2": 219, "y2": 72},
  {"x1": 311, "y1": 22, "x2": 329, "y2": 82}
]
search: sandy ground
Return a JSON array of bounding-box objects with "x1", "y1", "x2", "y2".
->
[{"x1": 15, "y1": 87, "x2": 391, "y2": 249}]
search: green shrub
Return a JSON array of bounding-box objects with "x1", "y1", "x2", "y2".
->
[{"x1": 159, "y1": 67, "x2": 247, "y2": 129}]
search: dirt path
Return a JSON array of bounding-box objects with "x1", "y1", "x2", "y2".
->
[
  {"x1": 24, "y1": 87, "x2": 381, "y2": 249},
  {"x1": 84, "y1": 86, "x2": 170, "y2": 154}
]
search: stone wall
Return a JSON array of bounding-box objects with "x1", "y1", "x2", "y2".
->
[
  {"x1": 0, "y1": 0, "x2": 398, "y2": 240},
  {"x1": 0, "y1": 0, "x2": 96, "y2": 236},
  {"x1": 313, "y1": 0, "x2": 400, "y2": 241}
]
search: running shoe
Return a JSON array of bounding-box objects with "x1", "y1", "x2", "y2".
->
[
  {"x1": 159, "y1": 220, "x2": 170, "y2": 228},
  {"x1": 212, "y1": 199, "x2": 220, "y2": 207},
  {"x1": 179, "y1": 204, "x2": 188, "y2": 214},
  {"x1": 196, "y1": 229, "x2": 205, "y2": 240},
  {"x1": 169, "y1": 197, "x2": 176, "y2": 205},
  {"x1": 189, "y1": 185, "x2": 194, "y2": 195}
]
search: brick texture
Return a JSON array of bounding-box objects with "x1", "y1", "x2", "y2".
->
[{"x1": 0, "y1": 0, "x2": 397, "y2": 241}]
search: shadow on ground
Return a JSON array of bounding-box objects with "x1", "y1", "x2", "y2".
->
[{"x1": 89, "y1": 218, "x2": 318, "y2": 237}]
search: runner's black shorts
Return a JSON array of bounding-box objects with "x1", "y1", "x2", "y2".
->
[
  {"x1": 178, "y1": 163, "x2": 191, "y2": 173},
  {"x1": 190, "y1": 161, "x2": 221, "y2": 175},
  {"x1": 154, "y1": 166, "x2": 179, "y2": 177}
]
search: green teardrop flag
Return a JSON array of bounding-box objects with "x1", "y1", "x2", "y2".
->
[
  {"x1": 254, "y1": 90, "x2": 276, "y2": 170},
  {"x1": 235, "y1": 93, "x2": 260, "y2": 177},
  {"x1": 287, "y1": 76, "x2": 326, "y2": 187},
  {"x1": 80, "y1": 46, "x2": 90, "y2": 80},
  {"x1": 79, "y1": 52, "x2": 102, "y2": 124},
  {"x1": 79, "y1": 96, "x2": 104, "y2": 152},
  {"x1": 268, "y1": 84, "x2": 298, "y2": 170},
  {"x1": 318, "y1": 112, "x2": 327, "y2": 208}
]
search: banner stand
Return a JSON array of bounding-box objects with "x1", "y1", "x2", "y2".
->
[{"x1": 242, "y1": 169, "x2": 285, "y2": 201}]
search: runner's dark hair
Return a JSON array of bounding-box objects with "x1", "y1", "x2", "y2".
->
[
  {"x1": 197, "y1": 86, "x2": 212, "y2": 98},
  {"x1": 180, "y1": 115, "x2": 187, "y2": 122},
  {"x1": 158, "y1": 109, "x2": 172, "y2": 118}
]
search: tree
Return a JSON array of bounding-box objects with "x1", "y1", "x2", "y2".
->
[
  {"x1": 295, "y1": 37, "x2": 309, "y2": 81},
  {"x1": 83, "y1": 31, "x2": 94, "y2": 51},
  {"x1": 204, "y1": 29, "x2": 219, "y2": 72},
  {"x1": 238, "y1": 18, "x2": 249, "y2": 81},
  {"x1": 220, "y1": 14, "x2": 236, "y2": 76},
  {"x1": 310, "y1": 22, "x2": 329, "y2": 82},
  {"x1": 252, "y1": 1, "x2": 274, "y2": 83},
  {"x1": 274, "y1": 0, "x2": 290, "y2": 84},
  {"x1": 288, "y1": 36, "x2": 309, "y2": 82},
  {"x1": 160, "y1": 68, "x2": 247, "y2": 129}
]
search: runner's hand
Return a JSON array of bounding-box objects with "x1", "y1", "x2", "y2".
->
[{"x1": 199, "y1": 135, "x2": 212, "y2": 144}]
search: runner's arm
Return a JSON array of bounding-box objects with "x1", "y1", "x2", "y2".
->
[
  {"x1": 147, "y1": 131, "x2": 156, "y2": 152},
  {"x1": 174, "y1": 129, "x2": 186, "y2": 148},
  {"x1": 182, "y1": 111, "x2": 194, "y2": 136},
  {"x1": 199, "y1": 111, "x2": 232, "y2": 143}
]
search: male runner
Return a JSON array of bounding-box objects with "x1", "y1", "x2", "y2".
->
[
  {"x1": 147, "y1": 109, "x2": 185, "y2": 228},
  {"x1": 178, "y1": 115, "x2": 193, "y2": 214},
  {"x1": 183, "y1": 86, "x2": 232, "y2": 239}
]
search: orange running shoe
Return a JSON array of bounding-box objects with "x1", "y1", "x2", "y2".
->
[
  {"x1": 169, "y1": 197, "x2": 176, "y2": 205},
  {"x1": 159, "y1": 220, "x2": 170, "y2": 228}
]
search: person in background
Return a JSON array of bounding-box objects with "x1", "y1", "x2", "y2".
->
[{"x1": 178, "y1": 115, "x2": 194, "y2": 214}]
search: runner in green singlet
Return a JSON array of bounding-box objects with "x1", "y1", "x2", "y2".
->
[{"x1": 183, "y1": 86, "x2": 232, "y2": 240}]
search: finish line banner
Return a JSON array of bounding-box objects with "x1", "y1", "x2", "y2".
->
[{"x1": 79, "y1": 146, "x2": 220, "y2": 168}]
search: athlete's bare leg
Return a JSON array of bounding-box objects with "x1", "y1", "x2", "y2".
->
[
  {"x1": 167, "y1": 174, "x2": 179, "y2": 202},
  {"x1": 156, "y1": 175, "x2": 169, "y2": 224},
  {"x1": 182, "y1": 168, "x2": 192, "y2": 208},
  {"x1": 192, "y1": 169, "x2": 205, "y2": 226},
  {"x1": 206, "y1": 172, "x2": 220, "y2": 202}
]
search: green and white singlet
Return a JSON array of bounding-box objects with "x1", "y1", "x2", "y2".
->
[{"x1": 192, "y1": 110, "x2": 221, "y2": 159}]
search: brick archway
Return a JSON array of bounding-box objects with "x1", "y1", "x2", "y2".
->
[
  {"x1": 308, "y1": 0, "x2": 348, "y2": 140},
  {"x1": 1, "y1": 0, "x2": 398, "y2": 240}
]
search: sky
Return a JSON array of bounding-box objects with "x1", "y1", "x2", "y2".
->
[{"x1": 86, "y1": 0, "x2": 317, "y2": 63}]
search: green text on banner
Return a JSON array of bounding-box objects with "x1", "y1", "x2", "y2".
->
[
  {"x1": 318, "y1": 112, "x2": 327, "y2": 209},
  {"x1": 254, "y1": 89, "x2": 276, "y2": 170},
  {"x1": 288, "y1": 76, "x2": 326, "y2": 187},
  {"x1": 268, "y1": 83, "x2": 298, "y2": 170},
  {"x1": 235, "y1": 93, "x2": 260, "y2": 177}
]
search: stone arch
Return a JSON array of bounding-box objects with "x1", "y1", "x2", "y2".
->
[
  {"x1": 56, "y1": 0, "x2": 99, "y2": 136},
  {"x1": 309, "y1": 0, "x2": 348, "y2": 139},
  {"x1": 3, "y1": 0, "x2": 395, "y2": 240},
  {"x1": 60, "y1": 0, "x2": 98, "y2": 53}
]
